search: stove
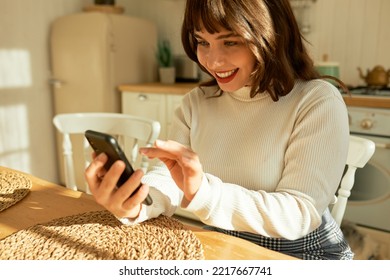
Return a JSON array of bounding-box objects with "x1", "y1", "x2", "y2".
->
[
  {"x1": 342, "y1": 85, "x2": 390, "y2": 234},
  {"x1": 347, "y1": 86, "x2": 390, "y2": 97}
]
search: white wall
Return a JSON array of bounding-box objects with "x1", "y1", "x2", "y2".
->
[
  {"x1": 116, "y1": 0, "x2": 186, "y2": 55},
  {"x1": 0, "y1": 0, "x2": 88, "y2": 181},
  {"x1": 304, "y1": 0, "x2": 390, "y2": 86},
  {"x1": 0, "y1": 0, "x2": 389, "y2": 183}
]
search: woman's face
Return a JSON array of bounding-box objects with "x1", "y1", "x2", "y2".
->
[{"x1": 195, "y1": 27, "x2": 256, "y2": 92}]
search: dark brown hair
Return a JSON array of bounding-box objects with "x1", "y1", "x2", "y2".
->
[{"x1": 182, "y1": 0, "x2": 343, "y2": 101}]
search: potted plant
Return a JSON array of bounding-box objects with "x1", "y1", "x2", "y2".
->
[{"x1": 156, "y1": 40, "x2": 175, "y2": 84}]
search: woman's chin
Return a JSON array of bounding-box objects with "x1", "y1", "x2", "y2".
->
[{"x1": 217, "y1": 82, "x2": 245, "y2": 92}]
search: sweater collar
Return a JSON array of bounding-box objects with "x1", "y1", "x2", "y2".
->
[{"x1": 227, "y1": 86, "x2": 267, "y2": 101}]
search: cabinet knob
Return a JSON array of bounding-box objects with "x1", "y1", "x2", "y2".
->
[
  {"x1": 138, "y1": 94, "x2": 147, "y2": 101},
  {"x1": 360, "y1": 119, "x2": 373, "y2": 130}
]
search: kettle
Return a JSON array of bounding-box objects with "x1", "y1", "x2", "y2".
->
[{"x1": 357, "y1": 65, "x2": 390, "y2": 87}]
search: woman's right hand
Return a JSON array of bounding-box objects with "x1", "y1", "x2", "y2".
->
[{"x1": 84, "y1": 152, "x2": 150, "y2": 219}]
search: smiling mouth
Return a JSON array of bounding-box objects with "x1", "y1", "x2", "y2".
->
[
  {"x1": 214, "y1": 69, "x2": 238, "y2": 83},
  {"x1": 216, "y1": 69, "x2": 238, "y2": 78}
]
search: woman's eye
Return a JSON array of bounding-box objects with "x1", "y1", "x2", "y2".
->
[
  {"x1": 197, "y1": 40, "x2": 209, "y2": 47},
  {"x1": 225, "y1": 41, "x2": 238, "y2": 46}
]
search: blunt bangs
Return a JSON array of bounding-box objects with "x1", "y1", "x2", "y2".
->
[{"x1": 185, "y1": 0, "x2": 233, "y2": 34}]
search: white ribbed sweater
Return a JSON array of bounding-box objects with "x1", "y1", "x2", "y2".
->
[{"x1": 138, "y1": 79, "x2": 349, "y2": 240}]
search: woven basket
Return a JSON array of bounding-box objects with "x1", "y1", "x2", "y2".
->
[
  {"x1": 0, "y1": 170, "x2": 32, "y2": 212},
  {"x1": 0, "y1": 210, "x2": 204, "y2": 260}
]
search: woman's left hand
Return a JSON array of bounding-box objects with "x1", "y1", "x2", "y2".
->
[{"x1": 140, "y1": 140, "x2": 203, "y2": 202}]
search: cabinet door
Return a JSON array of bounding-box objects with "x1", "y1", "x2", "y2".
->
[
  {"x1": 122, "y1": 92, "x2": 167, "y2": 139},
  {"x1": 166, "y1": 94, "x2": 183, "y2": 138}
]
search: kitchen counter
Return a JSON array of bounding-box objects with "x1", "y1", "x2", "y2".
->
[
  {"x1": 342, "y1": 94, "x2": 390, "y2": 109},
  {"x1": 119, "y1": 82, "x2": 198, "y2": 95},
  {"x1": 119, "y1": 83, "x2": 390, "y2": 109}
]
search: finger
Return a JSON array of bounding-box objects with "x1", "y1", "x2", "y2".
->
[
  {"x1": 111, "y1": 169, "x2": 147, "y2": 218},
  {"x1": 140, "y1": 140, "x2": 189, "y2": 160},
  {"x1": 98, "y1": 160, "x2": 126, "y2": 195},
  {"x1": 156, "y1": 139, "x2": 191, "y2": 155},
  {"x1": 122, "y1": 184, "x2": 150, "y2": 210},
  {"x1": 114, "y1": 169, "x2": 144, "y2": 199},
  {"x1": 85, "y1": 153, "x2": 108, "y2": 192}
]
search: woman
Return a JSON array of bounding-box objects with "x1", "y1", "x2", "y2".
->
[{"x1": 85, "y1": 0, "x2": 352, "y2": 260}]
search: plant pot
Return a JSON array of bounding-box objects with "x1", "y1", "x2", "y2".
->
[{"x1": 159, "y1": 67, "x2": 176, "y2": 84}]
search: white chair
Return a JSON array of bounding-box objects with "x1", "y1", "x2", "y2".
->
[
  {"x1": 331, "y1": 135, "x2": 375, "y2": 226},
  {"x1": 53, "y1": 112, "x2": 160, "y2": 193}
]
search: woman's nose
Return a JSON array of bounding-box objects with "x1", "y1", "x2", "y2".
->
[{"x1": 205, "y1": 47, "x2": 226, "y2": 69}]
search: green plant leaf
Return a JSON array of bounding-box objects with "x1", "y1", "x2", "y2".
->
[{"x1": 156, "y1": 40, "x2": 173, "y2": 67}]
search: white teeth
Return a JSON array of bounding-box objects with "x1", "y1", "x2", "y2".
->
[{"x1": 216, "y1": 69, "x2": 236, "y2": 78}]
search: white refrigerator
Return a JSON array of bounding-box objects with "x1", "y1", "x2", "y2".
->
[{"x1": 50, "y1": 12, "x2": 158, "y2": 187}]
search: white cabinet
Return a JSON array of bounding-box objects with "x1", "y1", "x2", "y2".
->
[
  {"x1": 166, "y1": 94, "x2": 185, "y2": 138},
  {"x1": 120, "y1": 82, "x2": 196, "y2": 137},
  {"x1": 121, "y1": 91, "x2": 183, "y2": 140}
]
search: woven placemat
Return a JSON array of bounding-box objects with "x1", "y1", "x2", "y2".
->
[
  {"x1": 0, "y1": 169, "x2": 32, "y2": 212},
  {"x1": 0, "y1": 210, "x2": 204, "y2": 260}
]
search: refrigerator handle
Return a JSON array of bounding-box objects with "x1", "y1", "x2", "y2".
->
[{"x1": 49, "y1": 78, "x2": 66, "y2": 88}]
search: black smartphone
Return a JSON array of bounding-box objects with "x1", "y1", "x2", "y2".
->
[{"x1": 85, "y1": 130, "x2": 153, "y2": 205}]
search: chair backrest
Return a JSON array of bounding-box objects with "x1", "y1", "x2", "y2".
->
[
  {"x1": 331, "y1": 135, "x2": 375, "y2": 226},
  {"x1": 53, "y1": 112, "x2": 160, "y2": 193}
]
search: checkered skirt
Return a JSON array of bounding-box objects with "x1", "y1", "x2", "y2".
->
[{"x1": 205, "y1": 208, "x2": 354, "y2": 260}]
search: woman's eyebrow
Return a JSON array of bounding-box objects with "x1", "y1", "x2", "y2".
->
[
  {"x1": 194, "y1": 32, "x2": 238, "y2": 40},
  {"x1": 194, "y1": 33, "x2": 203, "y2": 40},
  {"x1": 216, "y1": 32, "x2": 237, "y2": 39}
]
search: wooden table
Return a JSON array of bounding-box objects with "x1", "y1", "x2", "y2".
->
[{"x1": 0, "y1": 166, "x2": 296, "y2": 260}]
